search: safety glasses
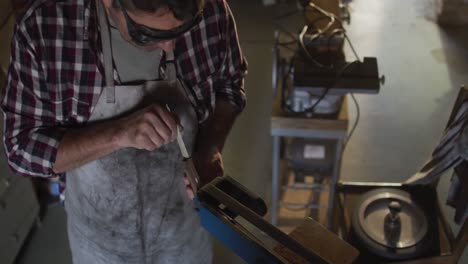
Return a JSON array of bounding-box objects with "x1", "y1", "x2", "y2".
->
[{"x1": 115, "y1": 0, "x2": 203, "y2": 46}]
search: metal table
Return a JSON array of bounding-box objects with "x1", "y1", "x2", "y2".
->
[{"x1": 270, "y1": 94, "x2": 349, "y2": 228}]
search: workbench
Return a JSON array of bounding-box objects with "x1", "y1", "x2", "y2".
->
[{"x1": 270, "y1": 89, "x2": 349, "y2": 228}]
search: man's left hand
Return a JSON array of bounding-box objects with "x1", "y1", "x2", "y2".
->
[{"x1": 192, "y1": 147, "x2": 224, "y2": 186}]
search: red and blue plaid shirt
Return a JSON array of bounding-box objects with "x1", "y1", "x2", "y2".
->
[{"x1": 2, "y1": 0, "x2": 247, "y2": 177}]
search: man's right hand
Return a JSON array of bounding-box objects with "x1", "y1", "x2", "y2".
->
[
  {"x1": 114, "y1": 104, "x2": 180, "y2": 151},
  {"x1": 53, "y1": 104, "x2": 180, "y2": 174}
]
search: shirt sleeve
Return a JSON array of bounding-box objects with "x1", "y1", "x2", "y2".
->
[
  {"x1": 216, "y1": 1, "x2": 248, "y2": 112},
  {"x1": 1, "y1": 23, "x2": 65, "y2": 178}
]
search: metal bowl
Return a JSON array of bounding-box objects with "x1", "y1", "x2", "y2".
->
[{"x1": 351, "y1": 188, "x2": 430, "y2": 260}]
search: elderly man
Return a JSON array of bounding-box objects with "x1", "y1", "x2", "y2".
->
[{"x1": 1, "y1": 0, "x2": 247, "y2": 263}]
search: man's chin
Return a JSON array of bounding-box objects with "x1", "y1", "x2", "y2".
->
[
  {"x1": 141, "y1": 45, "x2": 161, "y2": 52},
  {"x1": 126, "y1": 39, "x2": 160, "y2": 52}
]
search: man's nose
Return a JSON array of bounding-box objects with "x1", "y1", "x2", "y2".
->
[{"x1": 159, "y1": 40, "x2": 176, "y2": 53}]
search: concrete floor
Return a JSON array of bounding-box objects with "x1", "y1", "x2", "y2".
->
[{"x1": 13, "y1": 0, "x2": 468, "y2": 263}]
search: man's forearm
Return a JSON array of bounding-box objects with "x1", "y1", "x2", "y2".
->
[
  {"x1": 52, "y1": 121, "x2": 121, "y2": 174},
  {"x1": 196, "y1": 98, "x2": 241, "y2": 153},
  {"x1": 52, "y1": 104, "x2": 179, "y2": 174}
]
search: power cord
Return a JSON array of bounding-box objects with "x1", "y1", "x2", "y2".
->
[
  {"x1": 343, "y1": 93, "x2": 360, "y2": 149},
  {"x1": 342, "y1": 34, "x2": 362, "y2": 151},
  {"x1": 302, "y1": 60, "x2": 361, "y2": 115},
  {"x1": 274, "y1": 0, "x2": 363, "y2": 148}
]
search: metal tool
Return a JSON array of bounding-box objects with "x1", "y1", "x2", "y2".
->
[
  {"x1": 166, "y1": 104, "x2": 200, "y2": 194},
  {"x1": 351, "y1": 188, "x2": 430, "y2": 260}
]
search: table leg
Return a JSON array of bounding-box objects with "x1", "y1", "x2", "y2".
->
[
  {"x1": 327, "y1": 138, "x2": 343, "y2": 229},
  {"x1": 271, "y1": 136, "x2": 281, "y2": 225}
]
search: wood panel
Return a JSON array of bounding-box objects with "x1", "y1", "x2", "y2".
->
[{"x1": 275, "y1": 217, "x2": 359, "y2": 264}]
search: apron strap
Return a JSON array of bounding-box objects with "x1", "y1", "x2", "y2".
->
[
  {"x1": 164, "y1": 51, "x2": 177, "y2": 81},
  {"x1": 96, "y1": 0, "x2": 116, "y2": 104}
]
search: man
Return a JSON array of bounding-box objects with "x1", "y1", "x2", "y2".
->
[{"x1": 2, "y1": 0, "x2": 247, "y2": 263}]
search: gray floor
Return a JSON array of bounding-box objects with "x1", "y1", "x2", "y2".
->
[{"x1": 14, "y1": 0, "x2": 468, "y2": 263}]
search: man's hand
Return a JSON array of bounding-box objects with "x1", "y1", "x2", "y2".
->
[
  {"x1": 114, "y1": 104, "x2": 179, "y2": 151},
  {"x1": 53, "y1": 103, "x2": 181, "y2": 173},
  {"x1": 184, "y1": 172, "x2": 196, "y2": 200},
  {"x1": 192, "y1": 147, "x2": 224, "y2": 186}
]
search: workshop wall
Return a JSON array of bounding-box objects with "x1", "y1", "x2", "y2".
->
[
  {"x1": 439, "y1": 0, "x2": 468, "y2": 24},
  {"x1": 0, "y1": 1, "x2": 15, "y2": 180},
  {"x1": 0, "y1": 0, "x2": 14, "y2": 85}
]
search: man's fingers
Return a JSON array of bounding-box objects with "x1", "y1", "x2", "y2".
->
[
  {"x1": 183, "y1": 175, "x2": 190, "y2": 185},
  {"x1": 152, "y1": 105, "x2": 178, "y2": 141},
  {"x1": 186, "y1": 186, "x2": 195, "y2": 200},
  {"x1": 184, "y1": 174, "x2": 195, "y2": 200},
  {"x1": 136, "y1": 122, "x2": 164, "y2": 149},
  {"x1": 143, "y1": 111, "x2": 174, "y2": 144},
  {"x1": 134, "y1": 127, "x2": 161, "y2": 151}
]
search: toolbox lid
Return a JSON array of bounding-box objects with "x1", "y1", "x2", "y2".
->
[{"x1": 404, "y1": 86, "x2": 468, "y2": 186}]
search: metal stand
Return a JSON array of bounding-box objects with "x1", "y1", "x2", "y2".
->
[{"x1": 270, "y1": 95, "x2": 348, "y2": 228}]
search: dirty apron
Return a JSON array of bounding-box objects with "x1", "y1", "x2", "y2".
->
[{"x1": 64, "y1": 2, "x2": 212, "y2": 263}]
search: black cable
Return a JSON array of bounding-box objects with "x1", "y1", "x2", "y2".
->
[
  {"x1": 281, "y1": 54, "x2": 296, "y2": 112},
  {"x1": 327, "y1": 29, "x2": 345, "y2": 51},
  {"x1": 277, "y1": 39, "x2": 297, "y2": 46},
  {"x1": 299, "y1": 15, "x2": 341, "y2": 70},
  {"x1": 277, "y1": 44, "x2": 296, "y2": 53},
  {"x1": 274, "y1": 23, "x2": 298, "y2": 41},
  {"x1": 344, "y1": 32, "x2": 361, "y2": 61},
  {"x1": 343, "y1": 93, "x2": 360, "y2": 149},
  {"x1": 326, "y1": 29, "x2": 345, "y2": 66},
  {"x1": 341, "y1": 34, "x2": 362, "y2": 151},
  {"x1": 303, "y1": 60, "x2": 361, "y2": 115}
]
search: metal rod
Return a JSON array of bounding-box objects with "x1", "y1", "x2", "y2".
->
[
  {"x1": 271, "y1": 136, "x2": 280, "y2": 225},
  {"x1": 281, "y1": 202, "x2": 330, "y2": 209},
  {"x1": 282, "y1": 184, "x2": 329, "y2": 191},
  {"x1": 204, "y1": 184, "x2": 328, "y2": 263},
  {"x1": 338, "y1": 181, "x2": 403, "y2": 187}
]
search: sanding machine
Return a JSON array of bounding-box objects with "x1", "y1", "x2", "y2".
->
[
  {"x1": 181, "y1": 158, "x2": 358, "y2": 264},
  {"x1": 194, "y1": 174, "x2": 359, "y2": 264}
]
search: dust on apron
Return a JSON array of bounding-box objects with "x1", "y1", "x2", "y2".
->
[{"x1": 65, "y1": 1, "x2": 211, "y2": 263}]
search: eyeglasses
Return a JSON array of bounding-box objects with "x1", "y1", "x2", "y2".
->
[{"x1": 115, "y1": 0, "x2": 202, "y2": 46}]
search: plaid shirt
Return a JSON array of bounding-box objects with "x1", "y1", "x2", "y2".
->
[{"x1": 1, "y1": 0, "x2": 247, "y2": 177}]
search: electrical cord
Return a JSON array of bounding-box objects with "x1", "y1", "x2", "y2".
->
[
  {"x1": 275, "y1": 1, "x2": 363, "y2": 144},
  {"x1": 281, "y1": 58, "x2": 360, "y2": 115},
  {"x1": 298, "y1": 16, "x2": 336, "y2": 69},
  {"x1": 344, "y1": 33, "x2": 361, "y2": 61},
  {"x1": 343, "y1": 93, "x2": 360, "y2": 149},
  {"x1": 341, "y1": 36, "x2": 362, "y2": 151},
  {"x1": 302, "y1": 2, "x2": 363, "y2": 147},
  {"x1": 274, "y1": 23, "x2": 298, "y2": 42},
  {"x1": 302, "y1": 60, "x2": 361, "y2": 115},
  {"x1": 277, "y1": 39, "x2": 298, "y2": 46}
]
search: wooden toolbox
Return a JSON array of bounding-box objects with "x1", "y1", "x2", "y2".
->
[{"x1": 331, "y1": 87, "x2": 468, "y2": 263}]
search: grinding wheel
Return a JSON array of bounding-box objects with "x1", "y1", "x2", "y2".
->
[{"x1": 351, "y1": 188, "x2": 430, "y2": 260}]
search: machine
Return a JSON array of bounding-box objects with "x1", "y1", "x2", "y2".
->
[
  {"x1": 176, "y1": 126, "x2": 358, "y2": 263},
  {"x1": 193, "y1": 174, "x2": 359, "y2": 264},
  {"x1": 272, "y1": 1, "x2": 384, "y2": 116}
]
